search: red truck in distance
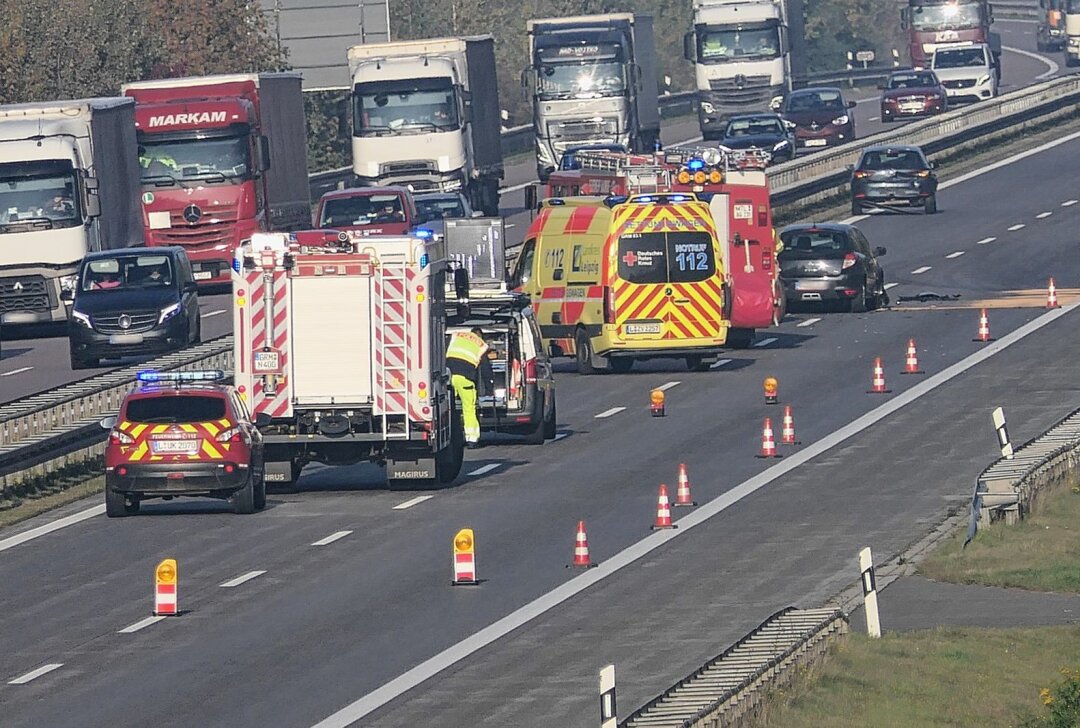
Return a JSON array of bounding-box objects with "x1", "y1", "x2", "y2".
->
[
  {"x1": 901, "y1": 0, "x2": 1001, "y2": 76},
  {"x1": 121, "y1": 73, "x2": 311, "y2": 286}
]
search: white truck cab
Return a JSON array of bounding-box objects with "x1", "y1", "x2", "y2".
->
[{"x1": 930, "y1": 42, "x2": 998, "y2": 103}]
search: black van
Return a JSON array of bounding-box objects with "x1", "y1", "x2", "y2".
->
[{"x1": 68, "y1": 247, "x2": 200, "y2": 369}]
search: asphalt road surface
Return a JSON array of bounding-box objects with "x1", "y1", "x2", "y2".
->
[{"x1": 2, "y1": 120, "x2": 1080, "y2": 726}]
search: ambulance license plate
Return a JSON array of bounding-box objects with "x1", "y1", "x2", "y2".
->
[
  {"x1": 151, "y1": 439, "x2": 199, "y2": 454},
  {"x1": 626, "y1": 322, "x2": 662, "y2": 335},
  {"x1": 254, "y1": 351, "x2": 280, "y2": 372}
]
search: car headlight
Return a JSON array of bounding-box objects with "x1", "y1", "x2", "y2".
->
[
  {"x1": 701, "y1": 101, "x2": 715, "y2": 115},
  {"x1": 443, "y1": 178, "x2": 463, "y2": 192},
  {"x1": 832, "y1": 115, "x2": 849, "y2": 126},
  {"x1": 71, "y1": 309, "x2": 91, "y2": 327},
  {"x1": 976, "y1": 75, "x2": 991, "y2": 86},
  {"x1": 158, "y1": 302, "x2": 182, "y2": 325}
]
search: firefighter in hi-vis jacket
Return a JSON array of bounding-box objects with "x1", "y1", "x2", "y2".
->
[{"x1": 446, "y1": 327, "x2": 493, "y2": 449}]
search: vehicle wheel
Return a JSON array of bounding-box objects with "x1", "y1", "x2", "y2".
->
[
  {"x1": 253, "y1": 466, "x2": 267, "y2": 511},
  {"x1": 105, "y1": 486, "x2": 137, "y2": 518},
  {"x1": 609, "y1": 358, "x2": 634, "y2": 374},
  {"x1": 70, "y1": 351, "x2": 96, "y2": 370},
  {"x1": 847, "y1": 281, "x2": 869, "y2": 314},
  {"x1": 851, "y1": 199, "x2": 863, "y2": 217},
  {"x1": 924, "y1": 194, "x2": 938, "y2": 215},
  {"x1": 868, "y1": 275, "x2": 887, "y2": 311},
  {"x1": 575, "y1": 329, "x2": 598, "y2": 375},
  {"x1": 230, "y1": 473, "x2": 256, "y2": 514},
  {"x1": 726, "y1": 327, "x2": 755, "y2": 349},
  {"x1": 192, "y1": 317, "x2": 202, "y2": 344},
  {"x1": 522, "y1": 414, "x2": 546, "y2": 445},
  {"x1": 543, "y1": 398, "x2": 557, "y2": 440},
  {"x1": 685, "y1": 355, "x2": 711, "y2": 372}
]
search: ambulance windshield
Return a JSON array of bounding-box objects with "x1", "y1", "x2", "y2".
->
[{"x1": 617, "y1": 232, "x2": 716, "y2": 284}]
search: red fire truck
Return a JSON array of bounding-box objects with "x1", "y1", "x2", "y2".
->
[
  {"x1": 901, "y1": 0, "x2": 1001, "y2": 75},
  {"x1": 232, "y1": 229, "x2": 465, "y2": 490},
  {"x1": 540, "y1": 148, "x2": 784, "y2": 348}
]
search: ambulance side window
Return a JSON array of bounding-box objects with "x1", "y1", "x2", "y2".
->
[{"x1": 512, "y1": 240, "x2": 536, "y2": 288}]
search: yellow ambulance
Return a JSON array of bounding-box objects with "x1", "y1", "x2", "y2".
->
[{"x1": 510, "y1": 193, "x2": 730, "y2": 373}]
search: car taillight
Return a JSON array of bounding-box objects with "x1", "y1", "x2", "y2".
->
[
  {"x1": 216, "y1": 426, "x2": 242, "y2": 443},
  {"x1": 842, "y1": 253, "x2": 857, "y2": 270},
  {"x1": 853, "y1": 170, "x2": 871, "y2": 179},
  {"x1": 762, "y1": 250, "x2": 773, "y2": 271},
  {"x1": 603, "y1": 286, "x2": 616, "y2": 324},
  {"x1": 109, "y1": 429, "x2": 134, "y2": 445},
  {"x1": 524, "y1": 358, "x2": 538, "y2": 384}
]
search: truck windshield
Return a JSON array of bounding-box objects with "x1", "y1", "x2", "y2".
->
[
  {"x1": 0, "y1": 160, "x2": 81, "y2": 233},
  {"x1": 909, "y1": 3, "x2": 983, "y2": 31},
  {"x1": 1067, "y1": 0, "x2": 1080, "y2": 11},
  {"x1": 537, "y1": 61, "x2": 627, "y2": 100},
  {"x1": 617, "y1": 231, "x2": 717, "y2": 284},
  {"x1": 80, "y1": 254, "x2": 174, "y2": 292},
  {"x1": 354, "y1": 78, "x2": 459, "y2": 136},
  {"x1": 698, "y1": 25, "x2": 782, "y2": 62},
  {"x1": 319, "y1": 194, "x2": 405, "y2": 227},
  {"x1": 138, "y1": 134, "x2": 251, "y2": 186}
]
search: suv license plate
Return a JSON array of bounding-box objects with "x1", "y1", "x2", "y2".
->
[
  {"x1": 626, "y1": 322, "x2": 662, "y2": 335},
  {"x1": 151, "y1": 440, "x2": 200, "y2": 454}
]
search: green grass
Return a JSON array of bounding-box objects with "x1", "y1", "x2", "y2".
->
[
  {"x1": 762, "y1": 627, "x2": 1080, "y2": 727},
  {"x1": 0, "y1": 476, "x2": 103, "y2": 529}
]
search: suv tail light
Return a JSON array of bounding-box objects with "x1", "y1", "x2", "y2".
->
[
  {"x1": 603, "y1": 286, "x2": 616, "y2": 324},
  {"x1": 524, "y1": 358, "x2": 538, "y2": 384},
  {"x1": 216, "y1": 425, "x2": 242, "y2": 443},
  {"x1": 853, "y1": 170, "x2": 871, "y2": 179},
  {"x1": 842, "y1": 252, "x2": 857, "y2": 270},
  {"x1": 762, "y1": 250, "x2": 773, "y2": 271},
  {"x1": 109, "y1": 429, "x2": 134, "y2": 445}
]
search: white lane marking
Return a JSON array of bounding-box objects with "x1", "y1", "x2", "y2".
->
[
  {"x1": 938, "y1": 129, "x2": 1080, "y2": 191},
  {"x1": 977, "y1": 237, "x2": 996, "y2": 245},
  {"x1": 1036, "y1": 212, "x2": 1053, "y2": 219},
  {"x1": 468, "y1": 463, "x2": 501, "y2": 477},
  {"x1": 0, "y1": 366, "x2": 33, "y2": 377},
  {"x1": 911, "y1": 266, "x2": 932, "y2": 275},
  {"x1": 311, "y1": 300, "x2": 1080, "y2": 728},
  {"x1": 884, "y1": 283, "x2": 899, "y2": 290},
  {"x1": 1003, "y1": 45, "x2": 1059, "y2": 80},
  {"x1": 219, "y1": 570, "x2": 266, "y2": 588},
  {"x1": 710, "y1": 358, "x2": 733, "y2": 369},
  {"x1": 552, "y1": 432, "x2": 571, "y2": 441},
  {"x1": 868, "y1": 116, "x2": 880, "y2": 122},
  {"x1": 8, "y1": 664, "x2": 63, "y2": 685},
  {"x1": 594, "y1": 407, "x2": 626, "y2": 419},
  {"x1": 753, "y1": 337, "x2": 778, "y2": 348},
  {"x1": 1007, "y1": 224, "x2": 1026, "y2": 231},
  {"x1": 392, "y1": 496, "x2": 433, "y2": 511},
  {"x1": 500, "y1": 181, "x2": 532, "y2": 194},
  {"x1": 505, "y1": 223, "x2": 516, "y2": 229},
  {"x1": 200, "y1": 309, "x2": 226, "y2": 319},
  {"x1": 1063, "y1": 200, "x2": 1078, "y2": 207},
  {"x1": 670, "y1": 134, "x2": 704, "y2": 147},
  {"x1": 0, "y1": 504, "x2": 106, "y2": 553},
  {"x1": 656, "y1": 381, "x2": 681, "y2": 392},
  {"x1": 945, "y1": 251, "x2": 966, "y2": 259},
  {"x1": 796, "y1": 318, "x2": 822, "y2": 328},
  {"x1": 312, "y1": 530, "x2": 353, "y2": 545},
  {"x1": 118, "y1": 616, "x2": 166, "y2": 634}
]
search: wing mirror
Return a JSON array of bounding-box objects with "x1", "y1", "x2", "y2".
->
[
  {"x1": 929, "y1": 160, "x2": 938, "y2": 169},
  {"x1": 874, "y1": 246, "x2": 887, "y2": 257},
  {"x1": 254, "y1": 413, "x2": 273, "y2": 428},
  {"x1": 847, "y1": 100, "x2": 857, "y2": 109},
  {"x1": 100, "y1": 415, "x2": 118, "y2": 430}
]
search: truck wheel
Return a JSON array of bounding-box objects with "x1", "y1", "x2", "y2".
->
[
  {"x1": 230, "y1": 473, "x2": 256, "y2": 514},
  {"x1": 575, "y1": 329, "x2": 598, "y2": 375},
  {"x1": 438, "y1": 399, "x2": 465, "y2": 483},
  {"x1": 70, "y1": 351, "x2": 96, "y2": 370},
  {"x1": 543, "y1": 399, "x2": 557, "y2": 440},
  {"x1": 105, "y1": 487, "x2": 138, "y2": 518},
  {"x1": 726, "y1": 328, "x2": 755, "y2": 349}
]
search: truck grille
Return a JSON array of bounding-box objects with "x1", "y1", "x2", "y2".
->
[
  {"x1": 942, "y1": 79, "x2": 977, "y2": 89},
  {"x1": 0, "y1": 276, "x2": 50, "y2": 313},
  {"x1": 93, "y1": 311, "x2": 159, "y2": 334},
  {"x1": 706, "y1": 75, "x2": 775, "y2": 108},
  {"x1": 153, "y1": 202, "x2": 239, "y2": 248},
  {"x1": 382, "y1": 161, "x2": 435, "y2": 174},
  {"x1": 550, "y1": 118, "x2": 619, "y2": 144}
]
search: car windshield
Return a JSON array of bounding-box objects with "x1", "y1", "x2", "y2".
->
[
  {"x1": 780, "y1": 229, "x2": 855, "y2": 254},
  {"x1": 698, "y1": 25, "x2": 782, "y2": 62},
  {"x1": 0, "y1": 160, "x2": 81, "y2": 232},
  {"x1": 138, "y1": 134, "x2": 250, "y2": 185},
  {"x1": 617, "y1": 232, "x2": 717, "y2": 284},
  {"x1": 725, "y1": 117, "x2": 784, "y2": 137},
  {"x1": 910, "y1": 3, "x2": 983, "y2": 31},
  {"x1": 81, "y1": 255, "x2": 174, "y2": 292},
  {"x1": 415, "y1": 196, "x2": 466, "y2": 220},
  {"x1": 354, "y1": 78, "x2": 459, "y2": 135},
  {"x1": 933, "y1": 48, "x2": 986, "y2": 68},
  {"x1": 537, "y1": 61, "x2": 627, "y2": 100},
  {"x1": 888, "y1": 72, "x2": 938, "y2": 89},
  {"x1": 785, "y1": 91, "x2": 845, "y2": 113},
  {"x1": 125, "y1": 395, "x2": 226, "y2": 423},
  {"x1": 859, "y1": 150, "x2": 926, "y2": 170},
  {"x1": 320, "y1": 194, "x2": 405, "y2": 227}
]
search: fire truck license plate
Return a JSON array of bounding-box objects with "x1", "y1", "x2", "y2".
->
[
  {"x1": 733, "y1": 204, "x2": 753, "y2": 220},
  {"x1": 254, "y1": 351, "x2": 280, "y2": 372},
  {"x1": 151, "y1": 440, "x2": 200, "y2": 454},
  {"x1": 626, "y1": 322, "x2": 662, "y2": 334}
]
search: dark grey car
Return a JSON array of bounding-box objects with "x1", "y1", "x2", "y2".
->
[
  {"x1": 778, "y1": 223, "x2": 888, "y2": 313},
  {"x1": 851, "y1": 145, "x2": 939, "y2": 215}
]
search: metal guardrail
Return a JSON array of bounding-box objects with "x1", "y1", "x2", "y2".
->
[
  {"x1": 994, "y1": 0, "x2": 1041, "y2": 20},
  {"x1": 621, "y1": 607, "x2": 847, "y2": 728}
]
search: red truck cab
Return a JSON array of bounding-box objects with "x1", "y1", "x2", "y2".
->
[
  {"x1": 902, "y1": 0, "x2": 1000, "y2": 73},
  {"x1": 313, "y1": 186, "x2": 424, "y2": 237}
]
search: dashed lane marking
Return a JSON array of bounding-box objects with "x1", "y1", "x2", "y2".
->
[
  {"x1": 594, "y1": 407, "x2": 626, "y2": 419},
  {"x1": 753, "y1": 337, "x2": 778, "y2": 348},
  {"x1": 977, "y1": 237, "x2": 996, "y2": 245},
  {"x1": 1063, "y1": 200, "x2": 1078, "y2": 207},
  {"x1": 0, "y1": 366, "x2": 33, "y2": 377},
  {"x1": 710, "y1": 358, "x2": 733, "y2": 369},
  {"x1": 796, "y1": 318, "x2": 822, "y2": 328},
  {"x1": 392, "y1": 497, "x2": 433, "y2": 511},
  {"x1": 912, "y1": 266, "x2": 932, "y2": 275},
  {"x1": 884, "y1": 283, "x2": 899, "y2": 290},
  {"x1": 8, "y1": 664, "x2": 63, "y2": 685},
  {"x1": 118, "y1": 616, "x2": 166, "y2": 634},
  {"x1": 1036, "y1": 212, "x2": 1053, "y2": 219},
  {"x1": 219, "y1": 570, "x2": 266, "y2": 588},
  {"x1": 468, "y1": 464, "x2": 501, "y2": 477},
  {"x1": 656, "y1": 381, "x2": 681, "y2": 392},
  {"x1": 200, "y1": 309, "x2": 226, "y2": 319},
  {"x1": 1007, "y1": 224, "x2": 1025, "y2": 231},
  {"x1": 945, "y1": 251, "x2": 966, "y2": 259},
  {"x1": 312, "y1": 530, "x2": 353, "y2": 545},
  {"x1": 552, "y1": 432, "x2": 571, "y2": 442}
]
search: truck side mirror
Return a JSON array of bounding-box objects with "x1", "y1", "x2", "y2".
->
[
  {"x1": 254, "y1": 413, "x2": 273, "y2": 428},
  {"x1": 460, "y1": 88, "x2": 473, "y2": 124},
  {"x1": 524, "y1": 184, "x2": 538, "y2": 212},
  {"x1": 900, "y1": 7, "x2": 909, "y2": 30},
  {"x1": 779, "y1": 25, "x2": 790, "y2": 54},
  {"x1": 259, "y1": 136, "x2": 271, "y2": 172},
  {"x1": 453, "y1": 268, "x2": 470, "y2": 300},
  {"x1": 874, "y1": 246, "x2": 887, "y2": 257},
  {"x1": 83, "y1": 174, "x2": 101, "y2": 218},
  {"x1": 683, "y1": 32, "x2": 696, "y2": 62}
]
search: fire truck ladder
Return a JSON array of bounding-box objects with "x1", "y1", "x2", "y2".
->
[
  {"x1": 376, "y1": 255, "x2": 410, "y2": 438},
  {"x1": 572, "y1": 151, "x2": 674, "y2": 193}
]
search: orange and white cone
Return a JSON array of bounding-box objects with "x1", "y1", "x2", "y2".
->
[
  {"x1": 756, "y1": 418, "x2": 782, "y2": 458},
  {"x1": 867, "y1": 357, "x2": 891, "y2": 394},
  {"x1": 1047, "y1": 278, "x2": 1060, "y2": 309},
  {"x1": 651, "y1": 484, "x2": 677, "y2": 529},
  {"x1": 902, "y1": 339, "x2": 924, "y2": 375},
  {"x1": 569, "y1": 520, "x2": 597, "y2": 568},
  {"x1": 780, "y1": 405, "x2": 800, "y2": 445},
  {"x1": 674, "y1": 464, "x2": 697, "y2": 507},
  {"x1": 974, "y1": 308, "x2": 995, "y2": 342}
]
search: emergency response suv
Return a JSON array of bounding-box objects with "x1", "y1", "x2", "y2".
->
[{"x1": 100, "y1": 370, "x2": 266, "y2": 517}]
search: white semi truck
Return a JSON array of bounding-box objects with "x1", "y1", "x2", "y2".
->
[
  {"x1": 347, "y1": 36, "x2": 504, "y2": 217},
  {"x1": 1066, "y1": 0, "x2": 1080, "y2": 66},
  {"x1": 0, "y1": 98, "x2": 142, "y2": 324},
  {"x1": 683, "y1": 0, "x2": 792, "y2": 140}
]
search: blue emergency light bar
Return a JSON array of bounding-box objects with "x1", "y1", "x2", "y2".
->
[
  {"x1": 137, "y1": 369, "x2": 226, "y2": 383},
  {"x1": 415, "y1": 228, "x2": 433, "y2": 239},
  {"x1": 687, "y1": 158, "x2": 706, "y2": 171}
]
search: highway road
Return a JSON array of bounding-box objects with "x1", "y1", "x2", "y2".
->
[
  {"x1": 0, "y1": 19, "x2": 1062, "y2": 403},
  {"x1": 2, "y1": 116, "x2": 1080, "y2": 727}
]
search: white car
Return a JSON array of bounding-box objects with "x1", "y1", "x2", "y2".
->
[{"x1": 930, "y1": 43, "x2": 999, "y2": 104}]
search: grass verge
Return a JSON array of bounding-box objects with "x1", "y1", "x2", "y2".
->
[{"x1": 0, "y1": 476, "x2": 103, "y2": 529}]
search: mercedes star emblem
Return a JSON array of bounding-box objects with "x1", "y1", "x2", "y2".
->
[
  {"x1": 118, "y1": 314, "x2": 132, "y2": 330},
  {"x1": 734, "y1": 74, "x2": 747, "y2": 87},
  {"x1": 183, "y1": 204, "x2": 202, "y2": 224}
]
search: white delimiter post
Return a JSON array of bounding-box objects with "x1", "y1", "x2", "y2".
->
[
  {"x1": 599, "y1": 664, "x2": 617, "y2": 728},
  {"x1": 859, "y1": 547, "x2": 881, "y2": 638},
  {"x1": 993, "y1": 407, "x2": 1014, "y2": 459}
]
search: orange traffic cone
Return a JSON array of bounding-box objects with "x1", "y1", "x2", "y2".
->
[
  {"x1": 867, "y1": 357, "x2": 892, "y2": 394},
  {"x1": 974, "y1": 309, "x2": 995, "y2": 342},
  {"x1": 902, "y1": 339, "x2": 924, "y2": 375},
  {"x1": 569, "y1": 520, "x2": 597, "y2": 568},
  {"x1": 651, "y1": 484, "x2": 677, "y2": 529},
  {"x1": 674, "y1": 464, "x2": 697, "y2": 507},
  {"x1": 1047, "y1": 278, "x2": 1060, "y2": 309},
  {"x1": 756, "y1": 418, "x2": 782, "y2": 458},
  {"x1": 780, "y1": 405, "x2": 800, "y2": 445}
]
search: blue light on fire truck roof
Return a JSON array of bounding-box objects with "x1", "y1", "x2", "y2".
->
[
  {"x1": 687, "y1": 158, "x2": 706, "y2": 171},
  {"x1": 419, "y1": 253, "x2": 429, "y2": 269},
  {"x1": 231, "y1": 257, "x2": 241, "y2": 273},
  {"x1": 414, "y1": 228, "x2": 433, "y2": 239},
  {"x1": 137, "y1": 369, "x2": 226, "y2": 383}
]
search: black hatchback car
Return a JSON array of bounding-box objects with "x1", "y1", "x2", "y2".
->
[
  {"x1": 778, "y1": 224, "x2": 888, "y2": 313},
  {"x1": 851, "y1": 145, "x2": 939, "y2": 216},
  {"x1": 719, "y1": 113, "x2": 796, "y2": 165},
  {"x1": 68, "y1": 247, "x2": 200, "y2": 369}
]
